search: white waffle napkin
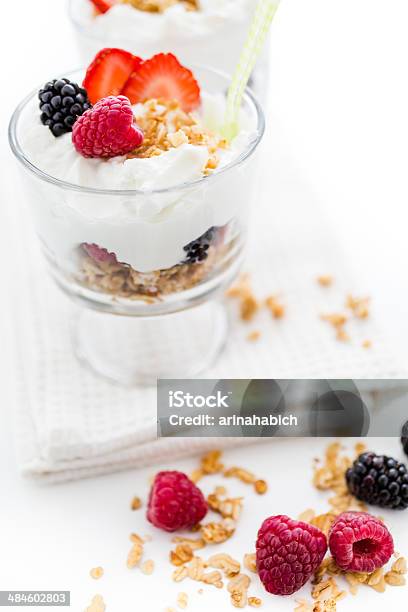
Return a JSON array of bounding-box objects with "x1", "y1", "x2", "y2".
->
[{"x1": 4, "y1": 128, "x2": 408, "y2": 484}]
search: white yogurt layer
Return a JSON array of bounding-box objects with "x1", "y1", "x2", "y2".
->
[
  {"x1": 70, "y1": 0, "x2": 276, "y2": 76},
  {"x1": 19, "y1": 92, "x2": 259, "y2": 273}
]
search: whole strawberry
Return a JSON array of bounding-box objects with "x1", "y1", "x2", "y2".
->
[
  {"x1": 72, "y1": 95, "x2": 143, "y2": 158},
  {"x1": 256, "y1": 515, "x2": 327, "y2": 596},
  {"x1": 329, "y1": 511, "x2": 394, "y2": 573},
  {"x1": 147, "y1": 471, "x2": 208, "y2": 532}
]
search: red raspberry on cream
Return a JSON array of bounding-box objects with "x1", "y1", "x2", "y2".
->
[{"x1": 72, "y1": 95, "x2": 143, "y2": 158}]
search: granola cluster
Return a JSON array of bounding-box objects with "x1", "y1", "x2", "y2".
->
[
  {"x1": 121, "y1": 0, "x2": 198, "y2": 13},
  {"x1": 128, "y1": 98, "x2": 227, "y2": 175}
]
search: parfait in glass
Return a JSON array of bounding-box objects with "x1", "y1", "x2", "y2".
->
[{"x1": 9, "y1": 49, "x2": 264, "y2": 384}]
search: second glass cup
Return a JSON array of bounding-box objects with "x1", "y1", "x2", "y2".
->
[
  {"x1": 9, "y1": 65, "x2": 264, "y2": 385},
  {"x1": 69, "y1": 0, "x2": 278, "y2": 98}
]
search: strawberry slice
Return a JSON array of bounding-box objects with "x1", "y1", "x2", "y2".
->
[
  {"x1": 122, "y1": 53, "x2": 200, "y2": 112},
  {"x1": 90, "y1": 0, "x2": 119, "y2": 14},
  {"x1": 83, "y1": 48, "x2": 142, "y2": 105}
]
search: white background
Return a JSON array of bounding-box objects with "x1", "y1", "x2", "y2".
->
[{"x1": 1, "y1": 0, "x2": 408, "y2": 610}]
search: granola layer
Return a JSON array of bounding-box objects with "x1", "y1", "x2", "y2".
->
[{"x1": 80, "y1": 247, "x2": 218, "y2": 299}]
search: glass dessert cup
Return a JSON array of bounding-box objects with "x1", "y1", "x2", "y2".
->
[
  {"x1": 9, "y1": 66, "x2": 264, "y2": 386},
  {"x1": 68, "y1": 0, "x2": 273, "y2": 99}
]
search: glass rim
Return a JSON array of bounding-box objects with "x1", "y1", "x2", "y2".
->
[{"x1": 8, "y1": 65, "x2": 265, "y2": 197}]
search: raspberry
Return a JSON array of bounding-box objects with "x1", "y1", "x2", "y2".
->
[
  {"x1": 329, "y1": 511, "x2": 394, "y2": 573},
  {"x1": 82, "y1": 243, "x2": 117, "y2": 264},
  {"x1": 256, "y1": 515, "x2": 328, "y2": 596},
  {"x1": 147, "y1": 471, "x2": 208, "y2": 532},
  {"x1": 72, "y1": 95, "x2": 143, "y2": 158}
]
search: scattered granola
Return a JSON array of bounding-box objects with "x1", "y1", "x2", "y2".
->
[
  {"x1": 295, "y1": 599, "x2": 339, "y2": 612},
  {"x1": 243, "y1": 553, "x2": 257, "y2": 574},
  {"x1": 312, "y1": 442, "x2": 367, "y2": 514},
  {"x1": 127, "y1": 533, "x2": 144, "y2": 569},
  {"x1": 89, "y1": 566, "x2": 104, "y2": 580},
  {"x1": 384, "y1": 557, "x2": 407, "y2": 586},
  {"x1": 207, "y1": 487, "x2": 243, "y2": 520},
  {"x1": 226, "y1": 274, "x2": 259, "y2": 322},
  {"x1": 85, "y1": 594, "x2": 106, "y2": 612},
  {"x1": 172, "y1": 556, "x2": 224, "y2": 589},
  {"x1": 201, "y1": 450, "x2": 225, "y2": 475},
  {"x1": 298, "y1": 508, "x2": 316, "y2": 523},
  {"x1": 392, "y1": 556, "x2": 407, "y2": 574},
  {"x1": 240, "y1": 294, "x2": 259, "y2": 322},
  {"x1": 170, "y1": 544, "x2": 195, "y2": 567},
  {"x1": 317, "y1": 275, "x2": 333, "y2": 287},
  {"x1": 310, "y1": 513, "x2": 338, "y2": 537},
  {"x1": 320, "y1": 314, "x2": 349, "y2": 342},
  {"x1": 207, "y1": 553, "x2": 241, "y2": 577},
  {"x1": 265, "y1": 295, "x2": 285, "y2": 319},
  {"x1": 227, "y1": 573, "x2": 251, "y2": 608},
  {"x1": 201, "y1": 518, "x2": 236, "y2": 544},
  {"x1": 226, "y1": 272, "x2": 376, "y2": 348},
  {"x1": 312, "y1": 552, "x2": 407, "y2": 602},
  {"x1": 223, "y1": 465, "x2": 268, "y2": 496},
  {"x1": 335, "y1": 328, "x2": 349, "y2": 342},
  {"x1": 346, "y1": 295, "x2": 370, "y2": 319},
  {"x1": 223, "y1": 466, "x2": 256, "y2": 484},
  {"x1": 171, "y1": 536, "x2": 206, "y2": 551},
  {"x1": 248, "y1": 596, "x2": 262, "y2": 607},
  {"x1": 247, "y1": 330, "x2": 261, "y2": 342},
  {"x1": 130, "y1": 496, "x2": 142, "y2": 511},
  {"x1": 191, "y1": 451, "x2": 268, "y2": 506},
  {"x1": 254, "y1": 479, "x2": 268, "y2": 495},
  {"x1": 141, "y1": 559, "x2": 155, "y2": 575},
  {"x1": 176, "y1": 592, "x2": 188, "y2": 609}
]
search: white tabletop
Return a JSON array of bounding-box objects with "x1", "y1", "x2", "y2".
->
[{"x1": 1, "y1": 0, "x2": 408, "y2": 610}]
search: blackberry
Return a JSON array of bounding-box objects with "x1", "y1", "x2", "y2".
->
[
  {"x1": 346, "y1": 451, "x2": 408, "y2": 510},
  {"x1": 182, "y1": 227, "x2": 217, "y2": 264},
  {"x1": 401, "y1": 420, "x2": 408, "y2": 456},
  {"x1": 38, "y1": 78, "x2": 91, "y2": 137}
]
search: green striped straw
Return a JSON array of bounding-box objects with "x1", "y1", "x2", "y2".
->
[{"x1": 222, "y1": 0, "x2": 279, "y2": 142}]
